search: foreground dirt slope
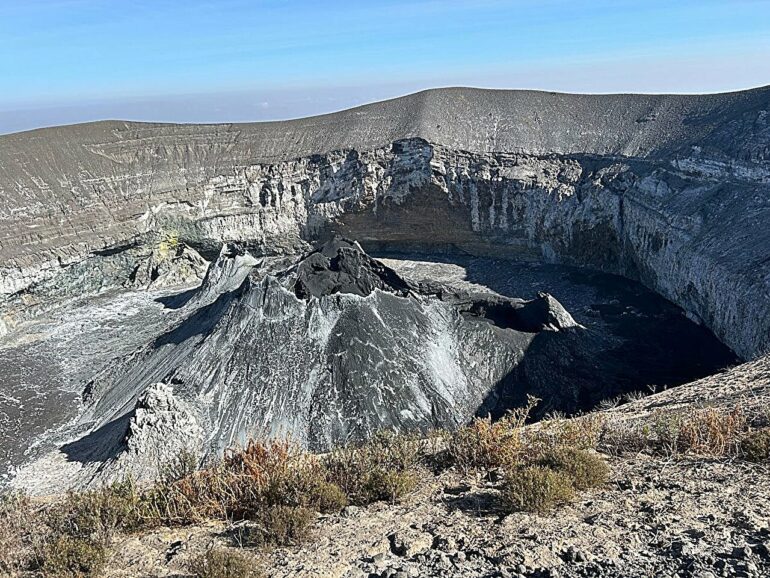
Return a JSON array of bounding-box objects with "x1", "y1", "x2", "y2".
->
[
  {"x1": 106, "y1": 458, "x2": 769, "y2": 578},
  {"x1": 102, "y1": 361, "x2": 770, "y2": 578}
]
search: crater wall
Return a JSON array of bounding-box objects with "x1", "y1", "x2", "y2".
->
[{"x1": 1, "y1": 87, "x2": 769, "y2": 358}]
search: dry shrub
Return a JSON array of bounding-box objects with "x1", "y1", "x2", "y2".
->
[
  {"x1": 140, "y1": 465, "x2": 231, "y2": 525},
  {"x1": 0, "y1": 491, "x2": 40, "y2": 575},
  {"x1": 324, "y1": 430, "x2": 421, "y2": 505},
  {"x1": 740, "y1": 427, "x2": 770, "y2": 462},
  {"x1": 38, "y1": 534, "x2": 108, "y2": 578},
  {"x1": 448, "y1": 397, "x2": 538, "y2": 473},
  {"x1": 240, "y1": 505, "x2": 315, "y2": 547},
  {"x1": 224, "y1": 439, "x2": 343, "y2": 515},
  {"x1": 596, "y1": 416, "x2": 650, "y2": 457},
  {"x1": 676, "y1": 407, "x2": 746, "y2": 456},
  {"x1": 188, "y1": 547, "x2": 263, "y2": 578},
  {"x1": 598, "y1": 411, "x2": 687, "y2": 457},
  {"x1": 141, "y1": 439, "x2": 346, "y2": 526},
  {"x1": 536, "y1": 447, "x2": 609, "y2": 491},
  {"x1": 501, "y1": 465, "x2": 575, "y2": 514},
  {"x1": 52, "y1": 479, "x2": 144, "y2": 535},
  {"x1": 36, "y1": 479, "x2": 146, "y2": 577}
]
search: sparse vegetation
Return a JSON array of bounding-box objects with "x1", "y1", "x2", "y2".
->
[
  {"x1": 9, "y1": 399, "x2": 770, "y2": 576},
  {"x1": 188, "y1": 547, "x2": 263, "y2": 578},
  {"x1": 157, "y1": 230, "x2": 181, "y2": 258},
  {"x1": 36, "y1": 479, "x2": 148, "y2": 577},
  {"x1": 599, "y1": 405, "x2": 758, "y2": 459},
  {"x1": 324, "y1": 429, "x2": 421, "y2": 505},
  {"x1": 159, "y1": 446, "x2": 200, "y2": 483}
]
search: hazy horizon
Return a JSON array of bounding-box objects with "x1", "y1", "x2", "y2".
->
[{"x1": 2, "y1": 0, "x2": 769, "y2": 135}]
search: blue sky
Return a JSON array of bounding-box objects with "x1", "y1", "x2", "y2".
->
[{"x1": 1, "y1": 0, "x2": 769, "y2": 134}]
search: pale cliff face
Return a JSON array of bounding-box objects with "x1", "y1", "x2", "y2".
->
[{"x1": 2, "y1": 108, "x2": 769, "y2": 357}]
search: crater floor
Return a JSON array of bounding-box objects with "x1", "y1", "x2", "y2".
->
[{"x1": 0, "y1": 252, "x2": 736, "y2": 487}]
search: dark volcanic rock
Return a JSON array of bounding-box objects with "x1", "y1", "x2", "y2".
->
[
  {"x1": 290, "y1": 237, "x2": 411, "y2": 299},
  {"x1": 455, "y1": 292, "x2": 580, "y2": 333}
]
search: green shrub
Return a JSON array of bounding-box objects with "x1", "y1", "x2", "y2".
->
[
  {"x1": 39, "y1": 534, "x2": 108, "y2": 578},
  {"x1": 536, "y1": 447, "x2": 609, "y2": 491},
  {"x1": 309, "y1": 480, "x2": 348, "y2": 513},
  {"x1": 188, "y1": 548, "x2": 263, "y2": 578},
  {"x1": 501, "y1": 465, "x2": 575, "y2": 514},
  {"x1": 740, "y1": 428, "x2": 770, "y2": 462},
  {"x1": 362, "y1": 468, "x2": 418, "y2": 504},
  {"x1": 159, "y1": 447, "x2": 200, "y2": 483},
  {"x1": 241, "y1": 505, "x2": 315, "y2": 547}
]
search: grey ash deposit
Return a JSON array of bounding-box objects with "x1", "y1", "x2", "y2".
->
[{"x1": 2, "y1": 238, "x2": 734, "y2": 492}]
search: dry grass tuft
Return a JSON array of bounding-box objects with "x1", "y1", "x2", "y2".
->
[
  {"x1": 534, "y1": 413, "x2": 605, "y2": 452},
  {"x1": 676, "y1": 407, "x2": 746, "y2": 456}
]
